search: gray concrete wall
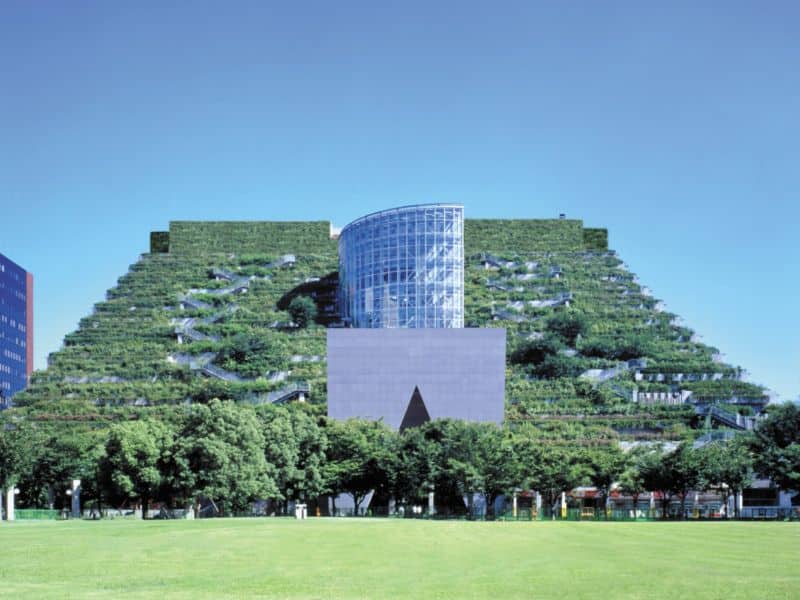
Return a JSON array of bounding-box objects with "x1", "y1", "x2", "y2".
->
[{"x1": 327, "y1": 328, "x2": 505, "y2": 429}]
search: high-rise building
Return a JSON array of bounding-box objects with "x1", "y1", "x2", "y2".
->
[{"x1": 0, "y1": 253, "x2": 33, "y2": 408}]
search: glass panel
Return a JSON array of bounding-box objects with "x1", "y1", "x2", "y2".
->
[{"x1": 339, "y1": 205, "x2": 463, "y2": 327}]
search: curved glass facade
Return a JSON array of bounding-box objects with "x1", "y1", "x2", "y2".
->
[{"x1": 339, "y1": 204, "x2": 464, "y2": 328}]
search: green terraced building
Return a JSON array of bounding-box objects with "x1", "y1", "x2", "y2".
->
[{"x1": 14, "y1": 212, "x2": 769, "y2": 445}]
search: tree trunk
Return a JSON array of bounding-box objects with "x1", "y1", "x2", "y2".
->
[
  {"x1": 485, "y1": 493, "x2": 494, "y2": 519},
  {"x1": 632, "y1": 493, "x2": 640, "y2": 519},
  {"x1": 545, "y1": 491, "x2": 556, "y2": 518},
  {"x1": 142, "y1": 496, "x2": 149, "y2": 520},
  {"x1": 351, "y1": 492, "x2": 362, "y2": 516}
]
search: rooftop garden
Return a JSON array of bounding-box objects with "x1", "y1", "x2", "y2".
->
[{"x1": 12, "y1": 218, "x2": 764, "y2": 444}]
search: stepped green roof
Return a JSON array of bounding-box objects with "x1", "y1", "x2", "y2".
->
[
  {"x1": 14, "y1": 218, "x2": 765, "y2": 443},
  {"x1": 167, "y1": 221, "x2": 335, "y2": 255}
]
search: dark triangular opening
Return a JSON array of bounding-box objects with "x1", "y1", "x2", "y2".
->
[{"x1": 399, "y1": 386, "x2": 431, "y2": 432}]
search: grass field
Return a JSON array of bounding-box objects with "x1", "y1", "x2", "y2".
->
[{"x1": 0, "y1": 518, "x2": 797, "y2": 599}]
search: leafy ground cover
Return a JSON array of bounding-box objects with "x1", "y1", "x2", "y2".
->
[{"x1": 1, "y1": 519, "x2": 797, "y2": 599}]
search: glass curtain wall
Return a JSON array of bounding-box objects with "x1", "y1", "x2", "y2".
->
[
  {"x1": 0, "y1": 254, "x2": 29, "y2": 402},
  {"x1": 339, "y1": 204, "x2": 464, "y2": 328}
]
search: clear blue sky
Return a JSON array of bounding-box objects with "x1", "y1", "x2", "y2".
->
[{"x1": 1, "y1": 2, "x2": 798, "y2": 400}]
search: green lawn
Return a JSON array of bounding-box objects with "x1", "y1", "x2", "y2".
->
[{"x1": 0, "y1": 519, "x2": 797, "y2": 599}]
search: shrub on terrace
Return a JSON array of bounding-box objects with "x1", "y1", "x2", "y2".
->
[
  {"x1": 546, "y1": 311, "x2": 590, "y2": 346},
  {"x1": 510, "y1": 336, "x2": 563, "y2": 366},
  {"x1": 578, "y1": 334, "x2": 652, "y2": 361},
  {"x1": 288, "y1": 296, "x2": 318, "y2": 328},
  {"x1": 535, "y1": 354, "x2": 585, "y2": 379},
  {"x1": 220, "y1": 334, "x2": 268, "y2": 364}
]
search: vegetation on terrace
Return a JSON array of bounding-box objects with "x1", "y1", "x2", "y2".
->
[
  {"x1": 168, "y1": 220, "x2": 336, "y2": 255},
  {"x1": 12, "y1": 218, "x2": 767, "y2": 446}
]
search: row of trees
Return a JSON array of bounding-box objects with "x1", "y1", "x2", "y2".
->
[{"x1": 1, "y1": 402, "x2": 797, "y2": 518}]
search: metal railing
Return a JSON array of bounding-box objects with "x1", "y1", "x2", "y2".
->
[
  {"x1": 705, "y1": 405, "x2": 758, "y2": 430},
  {"x1": 266, "y1": 382, "x2": 310, "y2": 404},
  {"x1": 201, "y1": 363, "x2": 242, "y2": 382}
]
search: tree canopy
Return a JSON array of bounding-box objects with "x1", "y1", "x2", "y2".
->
[
  {"x1": 172, "y1": 399, "x2": 276, "y2": 513},
  {"x1": 99, "y1": 419, "x2": 174, "y2": 517},
  {"x1": 751, "y1": 403, "x2": 800, "y2": 493}
]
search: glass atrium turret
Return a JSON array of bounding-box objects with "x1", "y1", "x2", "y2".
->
[{"x1": 338, "y1": 204, "x2": 464, "y2": 328}]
